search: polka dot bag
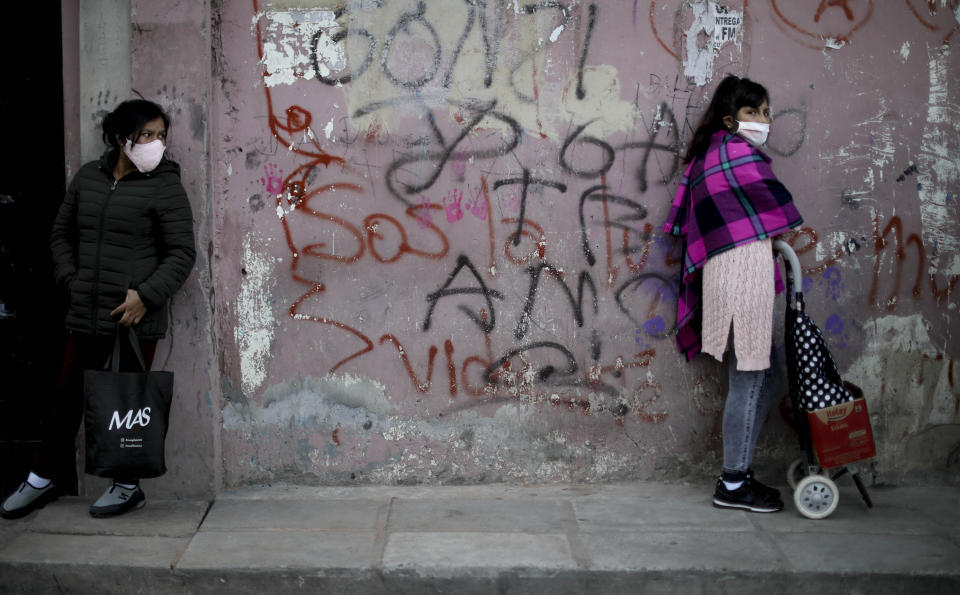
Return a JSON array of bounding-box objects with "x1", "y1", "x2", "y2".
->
[{"x1": 784, "y1": 292, "x2": 855, "y2": 411}]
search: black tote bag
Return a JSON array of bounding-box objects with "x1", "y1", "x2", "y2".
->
[{"x1": 84, "y1": 326, "x2": 173, "y2": 478}]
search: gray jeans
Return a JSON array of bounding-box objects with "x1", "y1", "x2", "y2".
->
[{"x1": 722, "y1": 347, "x2": 780, "y2": 474}]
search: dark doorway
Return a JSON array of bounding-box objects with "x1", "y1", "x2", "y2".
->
[{"x1": 0, "y1": 5, "x2": 73, "y2": 495}]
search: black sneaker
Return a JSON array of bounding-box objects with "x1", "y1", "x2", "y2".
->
[
  {"x1": 713, "y1": 478, "x2": 784, "y2": 513},
  {"x1": 745, "y1": 468, "x2": 781, "y2": 501},
  {"x1": 89, "y1": 484, "x2": 145, "y2": 518},
  {"x1": 1, "y1": 481, "x2": 59, "y2": 520}
]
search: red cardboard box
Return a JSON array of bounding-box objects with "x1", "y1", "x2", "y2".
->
[{"x1": 807, "y1": 397, "x2": 876, "y2": 468}]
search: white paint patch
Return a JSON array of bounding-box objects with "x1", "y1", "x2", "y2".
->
[
  {"x1": 223, "y1": 373, "x2": 390, "y2": 431},
  {"x1": 220, "y1": 373, "x2": 641, "y2": 484},
  {"x1": 917, "y1": 45, "x2": 960, "y2": 273},
  {"x1": 683, "y1": 2, "x2": 742, "y2": 86},
  {"x1": 684, "y1": 3, "x2": 714, "y2": 86},
  {"x1": 234, "y1": 235, "x2": 277, "y2": 397},
  {"x1": 823, "y1": 38, "x2": 846, "y2": 50},
  {"x1": 899, "y1": 41, "x2": 910, "y2": 62},
  {"x1": 941, "y1": 252, "x2": 960, "y2": 276},
  {"x1": 870, "y1": 313, "x2": 937, "y2": 354},
  {"x1": 549, "y1": 25, "x2": 564, "y2": 43},
  {"x1": 844, "y1": 313, "x2": 956, "y2": 452},
  {"x1": 324, "y1": 118, "x2": 335, "y2": 139},
  {"x1": 855, "y1": 97, "x2": 897, "y2": 172},
  {"x1": 256, "y1": 9, "x2": 339, "y2": 87},
  {"x1": 561, "y1": 65, "x2": 640, "y2": 138}
]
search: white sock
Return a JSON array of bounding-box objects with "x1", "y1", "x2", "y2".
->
[
  {"x1": 26, "y1": 472, "x2": 51, "y2": 489},
  {"x1": 114, "y1": 482, "x2": 137, "y2": 490},
  {"x1": 723, "y1": 480, "x2": 744, "y2": 491}
]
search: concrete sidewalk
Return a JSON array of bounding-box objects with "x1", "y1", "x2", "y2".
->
[{"x1": 0, "y1": 481, "x2": 957, "y2": 594}]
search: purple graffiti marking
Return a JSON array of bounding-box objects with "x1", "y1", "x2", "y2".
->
[
  {"x1": 643, "y1": 315, "x2": 667, "y2": 337},
  {"x1": 261, "y1": 163, "x2": 284, "y2": 195},
  {"x1": 821, "y1": 266, "x2": 845, "y2": 301},
  {"x1": 635, "y1": 316, "x2": 668, "y2": 350},
  {"x1": 824, "y1": 313, "x2": 844, "y2": 334},
  {"x1": 824, "y1": 313, "x2": 848, "y2": 350}
]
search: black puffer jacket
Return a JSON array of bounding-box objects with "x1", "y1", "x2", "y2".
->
[{"x1": 50, "y1": 150, "x2": 196, "y2": 340}]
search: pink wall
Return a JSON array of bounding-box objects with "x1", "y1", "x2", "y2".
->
[{"x1": 201, "y1": 1, "x2": 960, "y2": 488}]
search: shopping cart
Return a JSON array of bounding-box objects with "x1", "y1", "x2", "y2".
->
[{"x1": 773, "y1": 240, "x2": 876, "y2": 519}]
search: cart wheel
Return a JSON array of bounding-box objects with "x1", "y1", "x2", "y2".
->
[
  {"x1": 794, "y1": 474, "x2": 839, "y2": 520},
  {"x1": 786, "y1": 458, "x2": 805, "y2": 490}
]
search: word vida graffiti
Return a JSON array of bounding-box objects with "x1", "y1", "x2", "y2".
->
[{"x1": 109, "y1": 407, "x2": 152, "y2": 431}]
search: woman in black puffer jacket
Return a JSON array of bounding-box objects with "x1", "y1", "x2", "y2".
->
[{"x1": 1, "y1": 99, "x2": 195, "y2": 520}]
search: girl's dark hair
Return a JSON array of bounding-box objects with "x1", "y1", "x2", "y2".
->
[
  {"x1": 683, "y1": 75, "x2": 769, "y2": 163},
  {"x1": 101, "y1": 99, "x2": 170, "y2": 149}
]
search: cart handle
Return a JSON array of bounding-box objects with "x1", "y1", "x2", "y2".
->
[{"x1": 773, "y1": 239, "x2": 804, "y2": 295}]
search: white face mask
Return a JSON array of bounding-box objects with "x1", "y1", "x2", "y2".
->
[
  {"x1": 123, "y1": 139, "x2": 166, "y2": 173},
  {"x1": 735, "y1": 120, "x2": 770, "y2": 147}
]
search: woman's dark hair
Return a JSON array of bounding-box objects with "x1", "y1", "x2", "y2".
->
[
  {"x1": 683, "y1": 75, "x2": 769, "y2": 163},
  {"x1": 101, "y1": 99, "x2": 170, "y2": 149}
]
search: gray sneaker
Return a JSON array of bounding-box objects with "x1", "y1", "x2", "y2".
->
[
  {"x1": 1, "y1": 481, "x2": 59, "y2": 520},
  {"x1": 89, "y1": 484, "x2": 145, "y2": 518}
]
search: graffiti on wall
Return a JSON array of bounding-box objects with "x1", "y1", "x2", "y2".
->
[
  {"x1": 245, "y1": 0, "x2": 739, "y2": 424},
  {"x1": 245, "y1": 0, "x2": 959, "y2": 407},
  {"x1": 220, "y1": 0, "x2": 960, "y2": 484}
]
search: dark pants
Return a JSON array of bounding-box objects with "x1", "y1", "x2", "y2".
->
[{"x1": 34, "y1": 331, "x2": 157, "y2": 486}]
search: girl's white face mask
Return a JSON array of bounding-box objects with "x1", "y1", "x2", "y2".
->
[
  {"x1": 736, "y1": 120, "x2": 770, "y2": 147},
  {"x1": 123, "y1": 139, "x2": 166, "y2": 173}
]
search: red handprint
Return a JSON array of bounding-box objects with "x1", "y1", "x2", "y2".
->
[
  {"x1": 465, "y1": 186, "x2": 487, "y2": 220},
  {"x1": 262, "y1": 163, "x2": 284, "y2": 195},
  {"x1": 442, "y1": 188, "x2": 464, "y2": 223}
]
